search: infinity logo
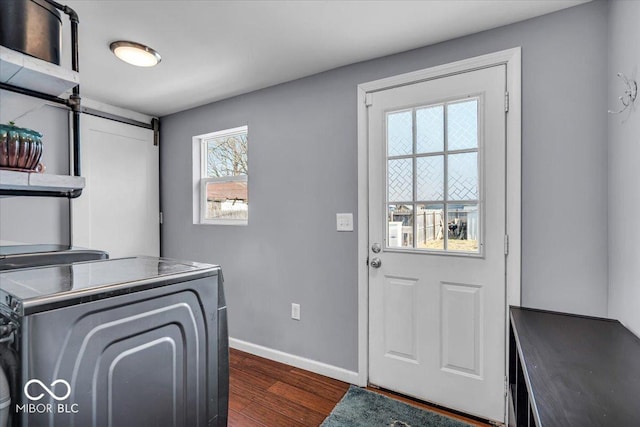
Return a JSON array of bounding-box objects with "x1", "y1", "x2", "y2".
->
[{"x1": 24, "y1": 379, "x2": 71, "y2": 401}]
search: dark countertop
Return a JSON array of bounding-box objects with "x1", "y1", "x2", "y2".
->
[{"x1": 510, "y1": 307, "x2": 640, "y2": 427}]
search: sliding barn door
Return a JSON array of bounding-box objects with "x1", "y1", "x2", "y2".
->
[{"x1": 72, "y1": 114, "x2": 159, "y2": 258}]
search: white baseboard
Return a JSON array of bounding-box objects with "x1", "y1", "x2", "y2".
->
[{"x1": 229, "y1": 337, "x2": 362, "y2": 385}]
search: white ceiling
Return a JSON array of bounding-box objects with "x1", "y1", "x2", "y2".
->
[{"x1": 62, "y1": 0, "x2": 588, "y2": 117}]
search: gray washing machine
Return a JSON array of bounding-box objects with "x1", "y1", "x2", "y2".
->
[{"x1": 0, "y1": 253, "x2": 229, "y2": 427}]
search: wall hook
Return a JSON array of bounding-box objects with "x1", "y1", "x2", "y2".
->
[{"x1": 608, "y1": 72, "x2": 637, "y2": 115}]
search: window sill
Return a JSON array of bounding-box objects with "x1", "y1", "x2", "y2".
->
[{"x1": 198, "y1": 219, "x2": 248, "y2": 226}]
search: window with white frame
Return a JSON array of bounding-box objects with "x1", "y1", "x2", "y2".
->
[{"x1": 195, "y1": 126, "x2": 248, "y2": 225}]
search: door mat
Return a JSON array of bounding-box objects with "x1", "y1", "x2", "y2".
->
[{"x1": 320, "y1": 386, "x2": 473, "y2": 427}]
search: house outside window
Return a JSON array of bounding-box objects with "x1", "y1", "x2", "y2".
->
[{"x1": 195, "y1": 126, "x2": 248, "y2": 225}]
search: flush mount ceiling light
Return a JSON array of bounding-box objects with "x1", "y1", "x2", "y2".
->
[{"x1": 109, "y1": 41, "x2": 161, "y2": 67}]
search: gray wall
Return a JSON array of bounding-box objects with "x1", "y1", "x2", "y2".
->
[
  {"x1": 608, "y1": 0, "x2": 640, "y2": 336},
  {"x1": 161, "y1": 0, "x2": 609, "y2": 371},
  {"x1": 0, "y1": 94, "x2": 70, "y2": 245}
]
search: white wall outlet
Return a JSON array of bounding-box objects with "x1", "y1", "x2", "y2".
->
[
  {"x1": 291, "y1": 303, "x2": 300, "y2": 320},
  {"x1": 336, "y1": 213, "x2": 353, "y2": 232}
]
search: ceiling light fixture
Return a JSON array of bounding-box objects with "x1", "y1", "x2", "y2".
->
[{"x1": 109, "y1": 41, "x2": 161, "y2": 67}]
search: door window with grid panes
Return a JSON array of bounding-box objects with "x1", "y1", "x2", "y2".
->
[{"x1": 386, "y1": 98, "x2": 481, "y2": 253}]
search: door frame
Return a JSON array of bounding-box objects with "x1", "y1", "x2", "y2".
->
[{"x1": 355, "y1": 47, "x2": 521, "y2": 410}]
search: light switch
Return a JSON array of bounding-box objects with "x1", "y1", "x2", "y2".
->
[{"x1": 336, "y1": 213, "x2": 353, "y2": 232}]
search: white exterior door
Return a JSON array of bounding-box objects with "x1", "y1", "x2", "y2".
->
[
  {"x1": 368, "y1": 65, "x2": 507, "y2": 421},
  {"x1": 72, "y1": 114, "x2": 159, "y2": 258}
]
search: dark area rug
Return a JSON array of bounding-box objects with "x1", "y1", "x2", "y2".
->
[{"x1": 321, "y1": 386, "x2": 473, "y2": 427}]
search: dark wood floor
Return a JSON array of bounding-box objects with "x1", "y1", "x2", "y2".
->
[
  {"x1": 229, "y1": 348, "x2": 349, "y2": 426},
  {"x1": 229, "y1": 348, "x2": 491, "y2": 426}
]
